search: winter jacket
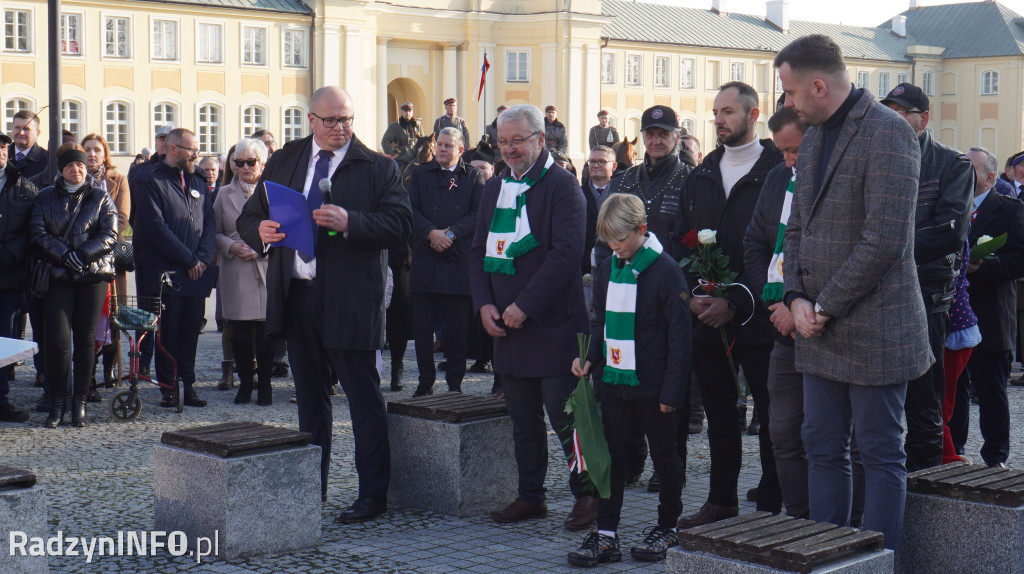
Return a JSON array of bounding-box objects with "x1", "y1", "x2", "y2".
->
[
  {"x1": 29, "y1": 176, "x2": 117, "y2": 284},
  {"x1": 545, "y1": 119, "x2": 568, "y2": 154},
  {"x1": 381, "y1": 117, "x2": 423, "y2": 164},
  {"x1": 0, "y1": 164, "x2": 38, "y2": 291}
]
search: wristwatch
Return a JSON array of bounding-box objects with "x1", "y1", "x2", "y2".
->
[
  {"x1": 445, "y1": 229, "x2": 456, "y2": 240},
  {"x1": 814, "y1": 302, "x2": 831, "y2": 318}
]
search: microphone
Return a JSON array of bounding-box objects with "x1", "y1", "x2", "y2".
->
[{"x1": 318, "y1": 178, "x2": 338, "y2": 236}]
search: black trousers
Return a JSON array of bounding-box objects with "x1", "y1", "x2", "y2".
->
[
  {"x1": 693, "y1": 338, "x2": 781, "y2": 511},
  {"x1": 502, "y1": 373, "x2": 583, "y2": 505},
  {"x1": 413, "y1": 293, "x2": 470, "y2": 390},
  {"x1": 156, "y1": 292, "x2": 205, "y2": 391},
  {"x1": 43, "y1": 281, "x2": 107, "y2": 398},
  {"x1": 0, "y1": 290, "x2": 26, "y2": 403},
  {"x1": 386, "y1": 263, "x2": 413, "y2": 363},
  {"x1": 285, "y1": 280, "x2": 390, "y2": 501},
  {"x1": 957, "y1": 349, "x2": 1011, "y2": 465},
  {"x1": 903, "y1": 306, "x2": 949, "y2": 471},
  {"x1": 25, "y1": 294, "x2": 45, "y2": 372},
  {"x1": 229, "y1": 319, "x2": 275, "y2": 382},
  {"x1": 598, "y1": 394, "x2": 683, "y2": 531}
]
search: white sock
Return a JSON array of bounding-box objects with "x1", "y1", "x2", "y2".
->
[{"x1": 598, "y1": 530, "x2": 616, "y2": 538}]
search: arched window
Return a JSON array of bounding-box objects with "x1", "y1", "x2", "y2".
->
[
  {"x1": 104, "y1": 101, "x2": 131, "y2": 154},
  {"x1": 3, "y1": 98, "x2": 35, "y2": 134},
  {"x1": 61, "y1": 99, "x2": 84, "y2": 141},
  {"x1": 982, "y1": 70, "x2": 999, "y2": 95},
  {"x1": 283, "y1": 106, "x2": 305, "y2": 143},
  {"x1": 197, "y1": 103, "x2": 222, "y2": 154},
  {"x1": 242, "y1": 105, "x2": 267, "y2": 137}
]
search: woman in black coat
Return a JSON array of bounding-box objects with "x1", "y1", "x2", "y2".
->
[{"x1": 29, "y1": 143, "x2": 117, "y2": 428}]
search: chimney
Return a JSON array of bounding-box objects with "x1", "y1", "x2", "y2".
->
[
  {"x1": 909, "y1": 0, "x2": 920, "y2": 8},
  {"x1": 766, "y1": 0, "x2": 790, "y2": 33},
  {"x1": 891, "y1": 14, "x2": 907, "y2": 37},
  {"x1": 712, "y1": 0, "x2": 728, "y2": 15}
]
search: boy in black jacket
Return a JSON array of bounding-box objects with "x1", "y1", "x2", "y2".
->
[{"x1": 568, "y1": 193, "x2": 691, "y2": 567}]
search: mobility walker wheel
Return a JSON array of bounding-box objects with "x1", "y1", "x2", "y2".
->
[{"x1": 110, "y1": 390, "x2": 142, "y2": 422}]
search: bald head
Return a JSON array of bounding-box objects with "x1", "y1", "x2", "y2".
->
[{"x1": 308, "y1": 86, "x2": 355, "y2": 151}]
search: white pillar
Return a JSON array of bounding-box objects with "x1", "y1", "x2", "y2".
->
[
  {"x1": 584, "y1": 43, "x2": 601, "y2": 153},
  {"x1": 322, "y1": 24, "x2": 341, "y2": 87},
  {"x1": 540, "y1": 42, "x2": 557, "y2": 111},
  {"x1": 443, "y1": 43, "x2": 458, "y2": 104},
  {"x1": 457, "y1": 43, "x2": 467, "y2": 110},
  {"x1": 344, "y1": 25, "x2": 362, "y2": 108},
  {"x1": 377, "y1": 37, "x2": 390, "y2": 146},
  {"x1": 568, "y1": 42, "x2": 583, "y2": 159}
]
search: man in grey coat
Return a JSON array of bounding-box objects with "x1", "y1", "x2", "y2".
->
[{"x1": 776, "y1": 34, "x2": 932, "y2": 551}]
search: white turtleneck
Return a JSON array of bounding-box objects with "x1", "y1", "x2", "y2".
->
[{"x1": 720, "y1": 137, "x2": 763, "y2": 199}]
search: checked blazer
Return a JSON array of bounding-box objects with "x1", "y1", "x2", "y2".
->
[{"x1": 783, "y1": 89, "x2": 934, "y2": 386}]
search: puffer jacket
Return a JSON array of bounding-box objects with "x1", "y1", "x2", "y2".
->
[
  {"x1": 29, "y1": 175, "x2": 117, "y2": 284},
  {"x1": 914, "y1": 130, "x2": 975, "y2": 310},
  {"x1": 0, "y1": 163, "x2": 38, "y2": 291}
]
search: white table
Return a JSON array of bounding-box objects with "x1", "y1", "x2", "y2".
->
[{"x1": 0, "y1": 337, "x2": 37, "y2": 369}]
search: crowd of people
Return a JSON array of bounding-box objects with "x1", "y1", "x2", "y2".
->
[{"x1": 2, "y1": 31, "x2": 1024, "y2": 567}]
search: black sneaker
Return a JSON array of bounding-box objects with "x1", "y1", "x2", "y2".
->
[
  {"x1": 630, "y1": 525, "x2": 677, "y2": 562},
  {"x1": 568, "y1": 532, "x2": 621, "y2": 568},
  {"x1": 0, "y1": 403, "x2": 29, "y2": 423}
]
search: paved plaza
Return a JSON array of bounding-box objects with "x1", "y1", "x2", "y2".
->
[{"x1": 1, "y1": 296, "x2": 1018, "y2": 573}]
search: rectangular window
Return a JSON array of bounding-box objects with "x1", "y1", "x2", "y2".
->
[
  {"x1": 283, "y1": 107, "x2": 305, "y2": 142},
  {"x1": 61, "y1": 13, "x2": 81, "y2": 55},
  {"x1": 922, "y1": 71, "x2": 934, "y2": 96},
  {"x1": 242, "y1": 26, "x2": 265, "y2": 65},
  {"x1": 506, "y1": 50, "x2": 528, "y2": 83},
  {"x1": 104, "y1": 102, "x2": 130, "y2": 154},
  {"x1": 283, "y1": 29, "x2": 305, "y2": 68},
  {"x1": 680, "y1": 58, "x2": 695, "y2": 89},
  {"x1": 104, "y1": 16, "x2": 130, "y2": 58},
  {"x1": 62, "y1": 100, "x2": 83, "y2": 140},
  {"x1": 730, "y1": 62, "x2": 744, "y2": 82},
  {"x1": 153, "y1": 103, "x2": 176, "y2": 136},
  {"x1": 242, "y1": 106, "x2": 265, "y2": 136},
  {"x1": 152, "y1": 19, "x2": 176, "y2": 60},
  {"x1": 601, "y1": 53, "x2": 615, "y2": 85},
  {"x1": 3, "y1": 10, "x2": 31, "y2": 52},
  {"x1": 655, "y1": 56, "x2": 669, "y2": 88},
  {"x1": 897, "y1": 72, "x2": 909, "y2": 85},
  {"x1": 198, "y1": 104, "x2": 221, "y2": 154},
  {"x1": 982, "y1": 71, "x2": 999, "y2": 95},
  {"x1": 626, "y1": 54, "x2": 642, "y2": 86},
  {"x1": 197, "y1": 23, "x2": 222, "y2": 63},
  {"x1": 878, "y1": 72, "x2": 891, "y2": 97},
  {"x1": 856, "y1": 71, "x2": 869, "y2": 89},
  {"x1": 754, "y1": 63, "x2": 768, "y2": 92}
]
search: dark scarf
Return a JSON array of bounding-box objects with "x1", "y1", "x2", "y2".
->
[{"x1": 399, "y1": 116, "x2": 415, "y2": 128}]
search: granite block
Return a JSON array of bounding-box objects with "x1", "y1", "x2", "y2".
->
[
  {"x1": 898, "y1": 491, "x2": 1024, "y2": 574},
  {"x1": 0, "y1": 485, "x2": 48, "y2": 574},
  {"x1": 153, "y1": 444, "x2": 321, "y2": 560},
  {"x1": 667, "y1": 546, "x2": 893, "y2": 574},
  {"x1": 388, "y1": 413, "x2": 517, "y2": 517}
]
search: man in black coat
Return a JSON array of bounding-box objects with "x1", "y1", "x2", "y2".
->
[
  {"x1": 408, "y1": 127, "x2": 484, "y2": 396},
  {"x1": 953, "y1": 147, "x2": 1024, "y2": 468},
  {"x1": 237, "y1": 86, "x2": 412, "y2": 521},
  {"x1": 8, "y1": 110, "x2": 48, "y2": 188},
  {"x1": 470, "y1": 104, "x2": 593, "y2": 528},
  {"x1": 881, "y1": 82, "x2": 975, "y2": 471},
  {"x1": 0, "y1": 132, "x2": 37, "y2": 423},
  {"x1": 133, "y1": 128, "x2": 216, "y2": 409},
  {"x1": 675, "y1": 81, "x2": 784, "y2": 528}
]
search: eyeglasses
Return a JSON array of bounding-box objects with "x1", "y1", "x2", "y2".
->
[
  {"x1": 587, "y1": 159, "x2": 609, "y2": 166},
  {"x1": 310, "y1": 112, "x2": 355, "y2": 128},
  {"x1": 233, "y1": 158, "x2": 259, "y2": 168},
  {"x1": 892, "y1": 108, "x2": 922, "y2": 116},
  {"x1": 173, "y1": 144, "x2": 200, "y2": 156},
  {"x1": 496, "y1": 132, "x2": 540, "y2": 149}
]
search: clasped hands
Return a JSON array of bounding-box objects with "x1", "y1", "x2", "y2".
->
[
  {"x1": 570, "y1": 358, "x2": 674, "y2": 413},
  {"x1": 428, "y1": 229, "x2": 453, "y2": 252},
  {"x1": 790, "y1": 298, "x2": 830, "y2": 339},
  {"x1": 689, "y1": 296, "x2": 735, "y2": 328},
  {"x1": 479, "y1": 302, "x2": 527, "y2": 338}
]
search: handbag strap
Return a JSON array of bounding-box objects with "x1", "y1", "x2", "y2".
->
[{"x1": 58, "y1": 189, "x2": 88, "y2": 244}]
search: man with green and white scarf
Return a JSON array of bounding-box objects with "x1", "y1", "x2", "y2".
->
[
  {"x1": 469, "y1": 104, "x2": 595, "y2": 529},
  {"x1": 743, "y1": 107, "x2": 810, "y2": 519}
]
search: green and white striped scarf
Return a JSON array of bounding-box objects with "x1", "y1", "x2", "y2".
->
[
  {"x1": 762, "y1": 168, "x2": 795, "y2": 304},
  {"x1": 483, "y1": 154, "x2": 555, "y2": 275},
  {"x1": 603, "y1": 233, "x2": 663, "y2": 386}
]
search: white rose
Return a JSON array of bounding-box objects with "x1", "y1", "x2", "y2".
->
[
  {"x1": 698, "y1": 229, "x2": 717, "y2": 245},
  {"x1": 978, "y1": 235, "x2": 993, "y2": 245}
]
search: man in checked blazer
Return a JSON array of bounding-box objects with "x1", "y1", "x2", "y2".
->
[{"x1": 775, "y1": 35, "x2": 933, "y2": 551}]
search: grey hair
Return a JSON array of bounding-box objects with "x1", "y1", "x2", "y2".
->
[
  {"x1": 439, "y1": 127, "x2": 465, "y2": 147},
  {"x1": 497, "y1": 104, "x2": 544, "y2": 135},
  {"x1": 232, "y1": 137, "x2": 269, "y2": 164},
  {"x1": 969, "y1": 146, "x2": 998, "y2": 178}
]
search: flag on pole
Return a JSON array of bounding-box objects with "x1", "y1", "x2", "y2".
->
[{"x1": 477, "y1": 53, "x2": 491, "y2": 101}]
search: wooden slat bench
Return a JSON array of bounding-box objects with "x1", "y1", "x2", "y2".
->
[
  {"x1": 154, "y1": 422, "x2": 321, "y2": 559},
  {"x1": 675, "y1": 512, "x2": 886, "y2": 573},
  {"x1": 0, "y1": 464, "x2": 47, "y2": 573},
  {"x1": 899, "y1": 462, "x2": 1024, "y2": 574},
  {"x1": 387, "y1": 392, "x2": 516, "y2": 517}
]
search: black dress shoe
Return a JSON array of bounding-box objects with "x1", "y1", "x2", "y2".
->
[
  {"x1": 183, "y1": 390, "x2": 207, "y2": 407},
  {"x1": 335, "y1": 497, "x2": 386, "y2": 523}
]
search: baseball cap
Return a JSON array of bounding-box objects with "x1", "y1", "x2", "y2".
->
[
  {"x1": 641, "y1": 105, "x2": 679, "y2": 132},
  {"x1": 881, "y1": 83, "x2": 929, "y2": 112},
  {"x1": 400, "y1": 102, "x2": 413, "y2": 111},
  {"x1": 0, "y1": 132, "x2": 11, "y2": 145},
  {"x1": 155, "y1": 124, "x2": 175, "y2": 139}
]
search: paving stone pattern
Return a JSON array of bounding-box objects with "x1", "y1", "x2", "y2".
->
[{"x1": 0, "y1": 297, "x2": 1015, "y2": 573}]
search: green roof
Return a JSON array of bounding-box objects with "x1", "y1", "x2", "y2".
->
[
  {"x1": 881, "y1": 1, "x2": 1024, "y2": 58},
  {"x1": 138, "y1": 0, "x2": 312, "y2": 15}
]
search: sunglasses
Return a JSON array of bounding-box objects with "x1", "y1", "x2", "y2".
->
[{"x1": 233, "y1": 158, "x2": 259, "y2": 168}]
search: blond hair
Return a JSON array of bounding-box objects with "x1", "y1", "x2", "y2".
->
[{"x1": 596, "y1": 193, "x2": 646, "y2": 242}]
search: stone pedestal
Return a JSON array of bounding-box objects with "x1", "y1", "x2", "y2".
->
[
  {"x1": 388, "y1": 413, "x2": 517, "y2": 517},
  {"x1": 898, "y1": 491, "x2": 1024, "y2": 574},
  {"x1": 667, "y1": 546, "x2": 894, "y2": 574},
  {"x1": 0, "y1": 485, "x2": 48, "y2": 574},
  {"x1": 153, "y1": 444, "x2": 321, "y2": 560}
]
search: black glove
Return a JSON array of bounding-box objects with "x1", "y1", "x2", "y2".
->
[{"x1": 62, "y1": 250, "x2": 85, "y2": 274}]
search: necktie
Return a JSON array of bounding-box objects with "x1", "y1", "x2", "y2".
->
[
  {"x1": 596, "y1": 187, "x2": 605, "y2": 196},
  {"x1": 15, "y1": 151, "x2": 25, "y2": 162},
  {"x1": 300, "y1": 149, "x2": 334, "y2": 262}
]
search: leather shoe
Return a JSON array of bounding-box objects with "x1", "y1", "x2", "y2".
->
[
  {"x1": 564, "y1": 495, "x2": 598, "y2": 530},
  {"x1": 490, "y1": 499, "x2": 547, "y2": 523},
  {"x1": 677, "y1": 502, "x2": 739, "y2": 530},
  {"x1": 988, "y1": 461, "x2": 1008, "y2": 469},
  {"x1": 335, "y1": 496, "x2": 386, "y2": 523},
  {"x1": 183, "y1": 390, "x2": 207, "y2": 407}
]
